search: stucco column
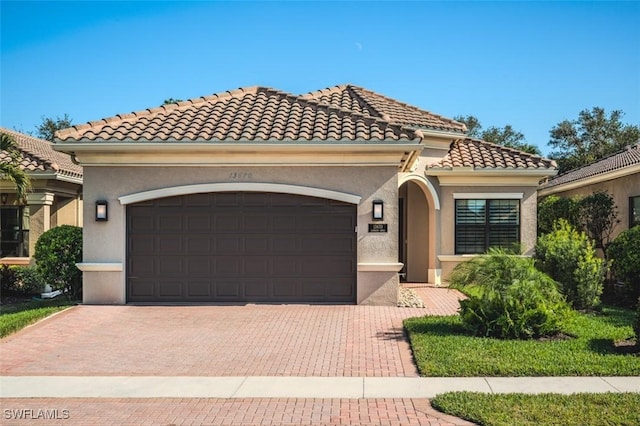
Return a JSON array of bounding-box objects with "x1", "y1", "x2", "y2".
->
[{"x1": 26, "y1": 192, "x2": 55, "y2": 258}]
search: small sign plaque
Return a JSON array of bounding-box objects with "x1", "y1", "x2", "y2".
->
[{"x1": 368, "y1": 223, "x2": 388, "y2": 233}]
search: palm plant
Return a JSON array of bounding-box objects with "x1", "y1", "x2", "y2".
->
[{"x1": 1, "y1": 132, "x2": 32, "y2": 201}]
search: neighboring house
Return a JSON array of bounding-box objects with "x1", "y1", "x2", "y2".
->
[
  {"x1": 539, "y1": 142, "x2": 640, "y2": 240},
  {"x1": 54, "y1": 85, "x2": 556, "y2": 305},
  {"x1": 0, "y1": 128, "x2": 83, "y2": 264}
]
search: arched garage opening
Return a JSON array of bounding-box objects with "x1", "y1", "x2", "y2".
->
[{"x1": 126, "y1": 191, "x2": 357, "y2": 304}]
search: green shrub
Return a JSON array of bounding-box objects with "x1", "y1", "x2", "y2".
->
[
  {"x1": 449, "y1": 249, "x2": 569, "y2": 339},
  {"x1": 0, "y1": 265, "x2": 19, "y2": 293},
  {"x1": 635, "y1": 298, "x2": 640, "y2": 348},
  {"x1": 607, "y1": 226, "x2": 640, "y2": 303},
  {"x1": 34, "y1": 225, "x2": 82, "y2": 299},
  {"x1": 535, "y1": 220, "x2": 604, "y2": 310},
  {"x1": 15, "y1": 266, "x2": 44, "y2": 294}
]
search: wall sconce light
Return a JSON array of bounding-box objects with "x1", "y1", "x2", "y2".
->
[
  {"x1": 0, "y1": 193, "x2": 7, "y2": 205},
  {"x1": 372, "y1": 200, "x2": 384, "y2": 221},
  {"x1": 95, "y1": 200, "x2": 108, "y2": 221}
]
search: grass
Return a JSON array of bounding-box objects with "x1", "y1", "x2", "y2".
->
[
  {"x1": 431, "y1": 392, "x2": 640, "y2": 426},
  {"x1": 0, "y1": 298, "x2": 75, "y2": 338},
  {"x1": 404, "y1": 306, "x2": 640, "y2": 376}
]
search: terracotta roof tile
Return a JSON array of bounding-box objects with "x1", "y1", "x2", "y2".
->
[
  {"x1": 427, "y1": 138, "x2": 556, "y2": 171},
  {"x1": 0, "y1": 127, "x2": 83, "y2": 179},
  {"x1": 301, "y1": 85, "x2": 467, "y2": 133},
  {"x1": 540, "y1": 143, "x2": 640, "y2": 189},
  {"x1": 56, "y1": 86, "x2": 419, "y2": 143}
]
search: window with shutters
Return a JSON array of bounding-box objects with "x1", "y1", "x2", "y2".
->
[{"x1": 455, "y1": 199, "x2": 520, "y2": 254}]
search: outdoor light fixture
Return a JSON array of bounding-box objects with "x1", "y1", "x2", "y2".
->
[
  {"x1": 372, "y1": 200, "x2": 384, "y2": 220},
  {"x1": 0, "y1": 193, "x2": 7, "y2": 205},
  {"x1": 95, "y1": 200, "x2": 108, "y2": 221}
]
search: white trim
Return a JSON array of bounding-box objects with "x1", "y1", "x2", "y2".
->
[
  {"x1": 119, "y1": 183, "x2": 362, "y2": 205},
  {"x1": 453, "y1": 192, "x2": 523, "y2": 199},
  {"x1": 76, "y1": 262, "x2": 123, "y2": 272},
  {"x1": 357, "y1": 262, "x2": 404, "y2": 272},
  {"x1": 398, "y1": 174, "x2": 441, "y2": 210},
  {"x1": 26, "y1": 192, "x2": 55, "y2": 205}
]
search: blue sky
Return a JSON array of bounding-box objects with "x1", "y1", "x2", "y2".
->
[{"x1": 1, "y1": 1, "x2": 639, "y2": 156}]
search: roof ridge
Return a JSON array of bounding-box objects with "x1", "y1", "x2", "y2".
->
[
  {"x1": 56, "y1": 86, "x2": 268, "y2": 140},
  {"x1": 294, "y1": 87, "x2": 420, "y2": 139},
  {"x1": 344, "y1": 85, "x2": 391, "y2": 121},
  {"x1": 349, "y1": 86, "x2": 467, "y2": 132}
]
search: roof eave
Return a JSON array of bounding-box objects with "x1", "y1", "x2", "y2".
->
[
  {"x1": 538, "y1": 163, "x2": 640, "y2": 197},
  {"x1": 427, "y1": 167, "x2": 558, "y2": 177}
]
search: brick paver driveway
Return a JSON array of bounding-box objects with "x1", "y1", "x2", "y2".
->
[
  {"x1": 0, "y1": 287, "x2": 471, "y2": 425},
  {"x1": 2, "y1": 304, "x2": 430, "y2": 377}
]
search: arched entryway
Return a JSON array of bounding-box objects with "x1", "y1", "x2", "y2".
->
[{"x1": 398, "y1": 175, "x2": 440, "y2": 284}]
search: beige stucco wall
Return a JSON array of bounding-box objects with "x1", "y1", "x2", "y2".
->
[
  {"x1": 82, "y1": 165, "x2": 400, "y2": 305},
  {"x1": 438, "y1": 185, "x2": 539, "y2": 281},
  {"x1": 542, "y1": 173, "x2": 640, "y2": 240}
]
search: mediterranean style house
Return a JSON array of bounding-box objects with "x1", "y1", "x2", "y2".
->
[
  {"x1": 0, "y1": 128, "x2": 83, "y2": 265},
  {"x1": 54, "y1": 85, "x2": 557, "y2": 305},
  {"x1": 539, "y1": 142, "x2": 640, "y2": 239}
]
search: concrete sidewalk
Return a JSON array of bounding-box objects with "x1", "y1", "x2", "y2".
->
[{"x1": 2, "y1": 376, "x2": 639, "y2": 399}]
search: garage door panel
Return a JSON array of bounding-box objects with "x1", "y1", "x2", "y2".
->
[
  {"x1": 129, "y1": 236, "x2": 155, "y2": 254},
  {"x1": 127, "y1": 192, "x2": 356, "y2": 303},
  {"x1": 158, "y1": 236, "x2": 182, "y2": 253},
  {"x1": 187, "y1": 258, "x2": 211, "y2": 275},
  {"x1": 129, "y1": 280, "x2": 156, "y2": 298},
  {"x1": 216, "y1": 281, "x2": 241, "y2": 297},
  {"x1": 159, "y1": 215, "x2": 183, "y2": 231},
  {"x1": 186, "y1": 281, "x2": 211, "y2": 297},
  {"x1": 187, "y1": 237, "x2": 211, "y2": 253},
  {"x1": 159, "y1": 257, "x2": 183, "y2": 275},
  {"x1": 215, "y1": 215, "x2": 240, "y2": 232},
  {"x1": 215, "y1": 258, "x2": 241, "y2": 274},
  {"x1": 273, "y1": 279, "x2": 297, "y2": 297},
  {"x1": 244, "y1": 280, "x2": 268, "y2": 297},
  {"x1": 158, "y1": 281, "x2": 183, "y2": 297},
  {"x1": 129, "y1": 257, "x2": 155, "y2": 275}
]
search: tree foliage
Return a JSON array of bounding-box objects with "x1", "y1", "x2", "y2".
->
[
  {"x1": 577, "y1": 191, "x2": 619, "y2": 250},
  {"x1": 163, "y1": 98, "x2": 183, "y2": 105},
  {"x1": 549, "y1": 107, "x2": 640, "y2": 174},
  {"x1": 537, "y1": 195, "x2": 580, "y2": 235},
  {"x1": 0, "y1": 132, "x2": 32, "y2": 200},
  {"x1": 35, "y1": 114, "x2": 73, "y2": 142},
  {"x1": 454, "y1": 115, "x2": 541, "y2": 155}
]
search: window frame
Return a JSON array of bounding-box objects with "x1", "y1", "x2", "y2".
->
[
  {"x1": 630, "y1": 196, "x2": 640, "y2": 228},
  {"x1": 454, "y1": 198, "x2": 521, "y2": 255}
]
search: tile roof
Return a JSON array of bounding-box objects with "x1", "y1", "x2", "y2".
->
[
  {"x1": 540, "y1": 143, "x2": 640, "y2": 189},
  {"x1": 301, "y1": 85, "x2": 467, "y2": 133},
  {"x1": 0, "y1": 127, "x2": 83, "y2": 180},
  {"x1": 56, "y1": 86, "x2": 420, "y2": 143},
  {"x1": 427, "y1": 138, "x2": 557, "y2": 171}
]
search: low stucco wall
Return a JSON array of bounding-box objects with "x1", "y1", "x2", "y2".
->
[{"x1": 82, "y1": 166, "x2": 400, "y2": 305}]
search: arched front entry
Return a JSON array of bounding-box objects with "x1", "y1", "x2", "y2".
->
[{"x1": 398, "y1": 175, "x2": 440, "y2": 284}]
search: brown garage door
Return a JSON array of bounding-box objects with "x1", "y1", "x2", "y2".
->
[{"x1": 127, "y1": 192, "x2": 356, "y2": 303}]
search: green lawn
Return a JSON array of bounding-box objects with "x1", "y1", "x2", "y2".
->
[
  {"x1": 404, "y1": 306, "x2": 640, "y2": 376},
  {"x1": 431, "y1": 392, "x2": 640, "y2": 426},
  {"x1": 0, "y1": 298, "x2": 75, "y2": 338}
]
